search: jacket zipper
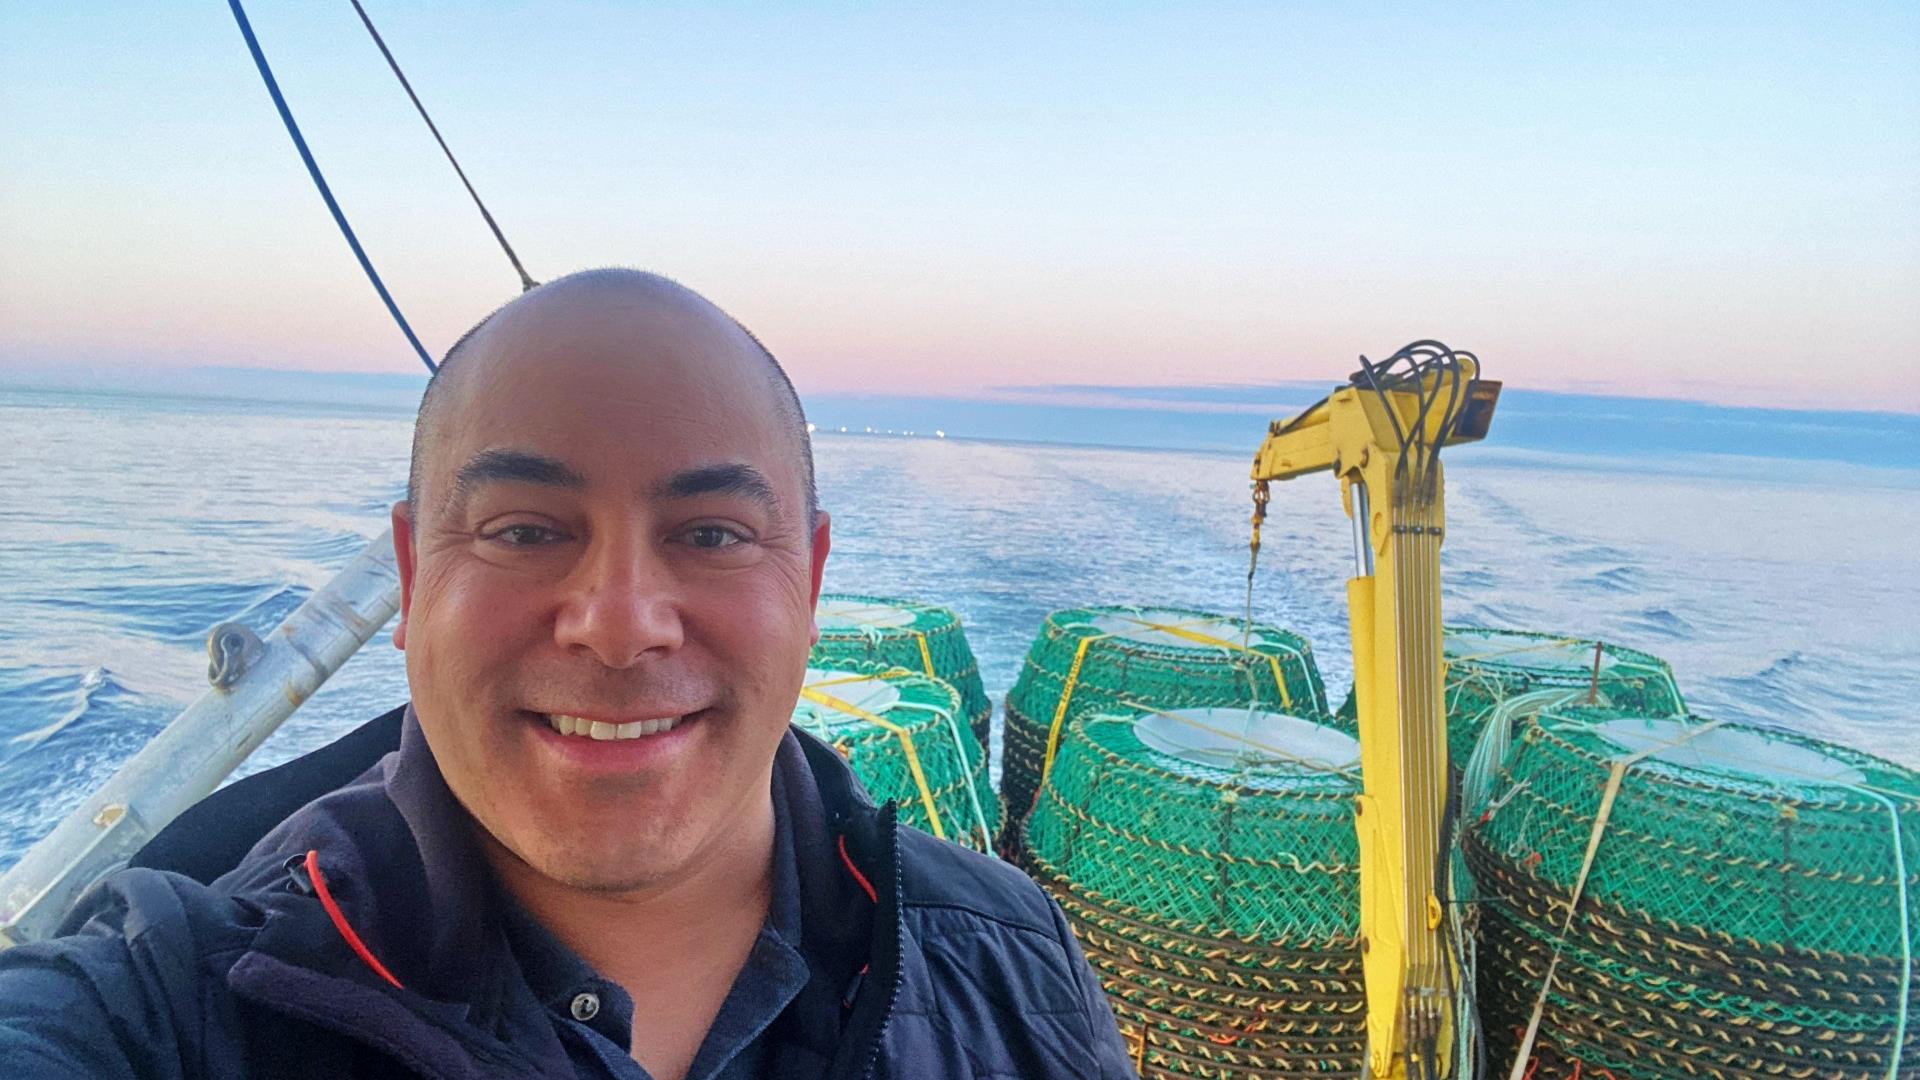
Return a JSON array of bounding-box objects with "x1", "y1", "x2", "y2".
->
[{"x1": 858, "y1": 806, "x2": 905, "y2": 1080}]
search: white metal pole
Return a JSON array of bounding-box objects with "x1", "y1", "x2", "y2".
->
[{"x1": 0, "y1": 530, "x2": 401, "y2": 947}]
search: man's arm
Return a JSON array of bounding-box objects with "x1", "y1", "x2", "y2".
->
[
  {"x1": 1046, "y1": 898, "x2": 1138, "y2": 1079},
  {"x1": 0, "y1": 933, "x2": 179, "y2": 1080},
  {"x1": 0, "y1": 869, "x2": 209, "y2": 1080}
]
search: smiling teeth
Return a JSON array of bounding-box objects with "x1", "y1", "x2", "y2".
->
[{"x1": 545, "y1": 714, "x2": 681, "y2": 740}]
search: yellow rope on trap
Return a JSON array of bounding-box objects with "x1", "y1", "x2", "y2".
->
[
  {"x1": 799, "y1": 685, "x2": 947, "y2": 841},
  {"x1": 913, "y1": 631, "x2": 935, "y2": 678},
  {"x1": 1038, "y1": 616, "x2": 1303, "y2": 793},
  {"x1": 1040, "y1": 632, "x2": 1113, "y2": 792}
]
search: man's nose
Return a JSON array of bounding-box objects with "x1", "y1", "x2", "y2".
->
[{"x1": 553, "y1": 535, "x2": 685, "y2": 668}]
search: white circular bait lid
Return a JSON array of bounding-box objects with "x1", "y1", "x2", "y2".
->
[
  {"x1": 1445, "y1": 629, "x2": 1618, "y2": 674},
  {"x1": 1089, "y1": 610, "x2": 1277, "y2": 650},
  {"x1": 1133, "y1": 707, "x2": 1360, "y2": 773},
  {"x1": 1591, "y1": 716, "x2": 1865, "y2": 787},
  {"x1": 797, "y1": 667, "x2": 903, "y2": 726},
  {"x1": 818, "y1": 597, "x2": 917, "y2": 629}
]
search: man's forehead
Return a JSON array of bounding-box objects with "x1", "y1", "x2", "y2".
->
[
  {"x1": 455, "y1": 286, "x2": 762, "y2": 391},
  {"x1": 440, "y1": 281, "x2": 773, "y2": 418},
  {"x1": 409, "y1": 268, "x2": 813, "y2": 519},
  {"x1": 435, "y1": 378, "x2": 792, "y2": 476},
  {"x1": 429, "y1": 358, "x2": 794, "y2": 502}
]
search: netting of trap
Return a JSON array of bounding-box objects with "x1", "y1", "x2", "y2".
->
[
  {"x1": 1331, "y1": 625, "x2": 1686, "y2": 774},
  {"x1": 1023, "y1": 708, "x2": 1369, "y2": 1078},
  {"x1": 1468, "y1": 705, "x2": 1919, "y2": 1080},
  {"x1": 794, "y1": 663, "x2": 997, "y2": 852},
  {"x1": 809, "y1": 594, "x2": 994, "y2": 753},
  {"x1": 1000, "y1": 604, "x2": 1329, "y2": 855}
]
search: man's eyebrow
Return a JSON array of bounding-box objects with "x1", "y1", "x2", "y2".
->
[
  {"x1": 447, "y1": 449, "x2": 587, "y2": 507},
  {"x1": 653, "y1": 462, "x2": 780, "y2": 508}
]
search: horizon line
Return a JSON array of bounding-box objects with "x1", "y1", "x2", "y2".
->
[{"x1": 4, "y1": 361, "x2": 1918, "y2": 421}]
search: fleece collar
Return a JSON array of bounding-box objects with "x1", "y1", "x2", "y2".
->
[{"x1": 212, "y1": 708, "x2": 891, "y2": 1078}]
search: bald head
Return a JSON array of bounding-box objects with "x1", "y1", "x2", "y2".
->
[{"x1": 406, "y1": 268, "x2": 816, "y2": 527}]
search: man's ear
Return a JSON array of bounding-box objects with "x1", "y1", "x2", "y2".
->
[
  {"x1": 391, "y1": 501, "x2": 417, "y2": 651},
  {"x1": 807, "y1": 510, "x2": 832, "y2": 647}
]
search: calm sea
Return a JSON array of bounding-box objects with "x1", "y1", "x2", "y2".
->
[{"x1": 2, "y1": 386, "x2": 1917, "y2": 869}]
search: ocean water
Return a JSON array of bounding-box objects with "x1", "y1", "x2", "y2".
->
[{"x1": 2, "y1": 386, "x2": 1916, "y2": 870}]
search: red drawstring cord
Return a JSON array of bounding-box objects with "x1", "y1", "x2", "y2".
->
[
  {"x1": 837, "y1": 835, "x2": 877, "y2": 903},
  {"x1": 836, "y1": 834, "x2": 876, "y2": 1001},
  {"x1": 304, "y1": 849, "x2": 405, "y2": 990}
]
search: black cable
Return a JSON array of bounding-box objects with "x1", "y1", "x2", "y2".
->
[
  {"x1": 1357, "y1": 350, "x2": 1411, "y2": 463},
  {"x1": 347, "y1": 0, "x2": 538, "y2": 292},
  {"x1": 227, "y1": 0, "x2": 437, "y2": 373},
  {"x1": 1420, "y1": 347, "x2": 1464, "y2": 503},
  {"x1": 1404, "y1": 347, "x2": 1444, "y2": 491}
]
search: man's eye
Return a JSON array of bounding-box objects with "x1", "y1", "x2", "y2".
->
[
  {"x1": 487, "y1": 524, "x2": 562, "y2": 547},
  {"x1": 684, "y1": 525, "x2": 746, "y2": 549}
]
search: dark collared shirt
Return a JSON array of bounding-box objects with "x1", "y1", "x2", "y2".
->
[{"x1": 493, "y1": 771, "x2": 812, "y2": 1080}]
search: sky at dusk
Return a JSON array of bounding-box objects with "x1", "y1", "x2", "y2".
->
[{"x1": 3, "y1": 3, "x2": 1917, "y2": 412}]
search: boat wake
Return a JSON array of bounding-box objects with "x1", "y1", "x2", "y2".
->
[
  {"x1": 0, "y1": 665, "x2": 174, "y2": 868},
  {"x1": 50, "y1": 580, "x2": 307, "y2": 642},
  {"x1": 3, "y1": 666, "x2": 112, "y2": 760},
  {"x1": 1620, "y1": 606, "x2": 1694, "y2": 639},
  {"x1": 0, "y1": 666, "x2": 150, "y2": 766}
]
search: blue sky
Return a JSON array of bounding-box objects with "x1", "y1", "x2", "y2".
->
[{"x1": 2, "y1": 3, "x2": 1917, "y2": 411}]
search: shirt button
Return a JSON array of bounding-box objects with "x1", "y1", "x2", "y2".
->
[{"x1": 570, "y1": 992, "x2": 600, "y2": 1022}]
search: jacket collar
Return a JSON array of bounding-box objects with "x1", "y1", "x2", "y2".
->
[{"x1": 217, "y1": 707, "x2": 894, "y2": 1077}]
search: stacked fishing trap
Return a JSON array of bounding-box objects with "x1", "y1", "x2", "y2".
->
[
  {"x1": 1332, "y1": 627, "x2": 1687, "y2": 764},
  {"x1": 1023, "y1": 708, "x2": 1368, "y2": 1077},
  {"x1": 809, "y1": 594, "x2": 994, "y2": 749},
  {"x1": 1467, "y1": 707, "x2": 1920, "y2": 1079},
  {"x1": 793, "y1": 663, "x2": 998, "y2": 851},
  {"x1": 1000, "y1": 605, "x2": 1329, "y2": 852},
  {"x1": 1443, "y1": 626, "x2": 1685, "y2": 767}
]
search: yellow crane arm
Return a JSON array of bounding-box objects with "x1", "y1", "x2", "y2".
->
[{"x1": 1250, "y1": 349, "x2": 1499, "y2": 1079}]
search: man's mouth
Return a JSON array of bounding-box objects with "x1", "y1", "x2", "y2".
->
[{"x1": 542, "y1": 712, "x2": 690, "y2": 741}]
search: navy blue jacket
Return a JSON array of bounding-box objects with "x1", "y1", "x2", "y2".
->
[{"x1": 0, "y1": 706, "x2": 1134, "y2": 1078}]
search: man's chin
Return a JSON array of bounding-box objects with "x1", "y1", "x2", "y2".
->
[
  {"x1": 550, "y1": 864, "x2": 682, "y2": 895},
  {"x1": 503, "y1": 824, "x2": 702, "y2": 895}
]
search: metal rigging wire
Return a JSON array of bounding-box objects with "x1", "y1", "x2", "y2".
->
[
  {"x1": 226, "y1": 0, "x2": 439, "y2": 373},
  {"x1": 346, "y1": 0, "x2": 538, "y2": 293}
]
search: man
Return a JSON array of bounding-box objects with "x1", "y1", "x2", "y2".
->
[{"x1": 0, "y1": 269, "x2": 1134, "y2": 1078}]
